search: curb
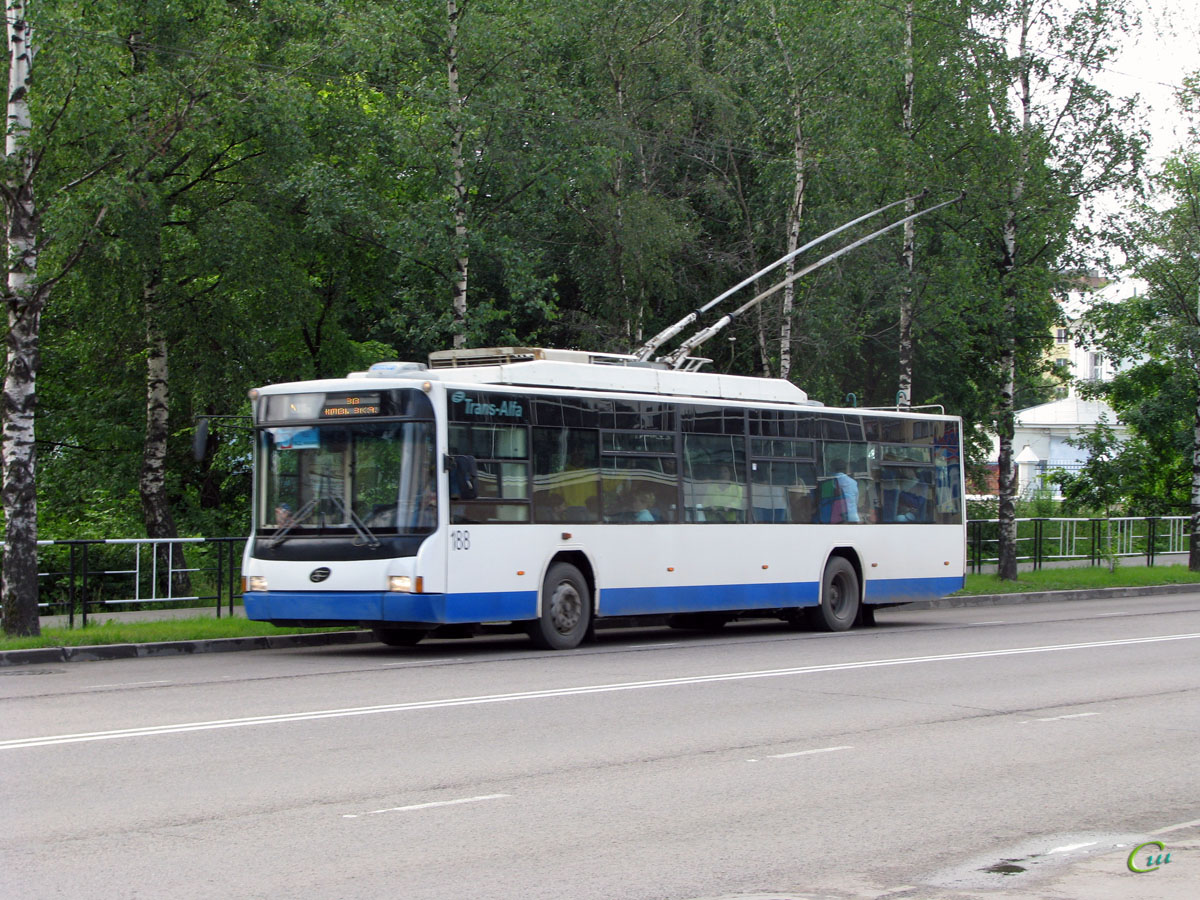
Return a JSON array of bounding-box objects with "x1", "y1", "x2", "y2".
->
[
  {"x1": 908, "y1": 581, "x2": 1200, "y2": 609},
  {"x1": 0, "y1": 629, "x2": 377, "y2": 667},
  {"x1": 3, "y1": 584, "x2": 1198, "y2": 667}
]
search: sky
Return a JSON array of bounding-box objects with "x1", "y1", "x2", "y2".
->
[{"x1": 1101, "y1": 0, "x2": 1199, "y2": 164}]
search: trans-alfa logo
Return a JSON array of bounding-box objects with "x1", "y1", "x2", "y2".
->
[{"x1": 451, "y1": 391, "x2": 524, "y2": 418}]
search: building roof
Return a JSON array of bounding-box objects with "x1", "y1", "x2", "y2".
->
[{"x1": 1015, "y1": 396, "x2": 1122, "y2": 428}]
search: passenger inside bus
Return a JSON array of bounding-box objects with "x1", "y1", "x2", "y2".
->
[
  {"x1": 701, "y1": 465, "x2": 745, "y2": 523},
  {"x1": 635, "y1": 488, "x2": 663, "y2": 522}
]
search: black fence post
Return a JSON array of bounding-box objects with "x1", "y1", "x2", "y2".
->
[
  {"x1": 228, "y1": 540, "x2": 238, "y2": 617},
  {"x1": 215, "y1": 539, "x2": 224, "y2": 619},
  {"x1": 1146, "y1": 517, "x2": 1157, "y2": 567},
  {"x1": 80, "y1": 542, "x2": 90, "y2": 628},
  {"x1": 1033, "y1": 518, "x2": 1045, "y2": 571},
  {"x1": 67, "y1": 542, "x2": 77, "y2": 628}
]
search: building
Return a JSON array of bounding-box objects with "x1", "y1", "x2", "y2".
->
[{"x1": 984, "y1": 275, "x2": 1142, "y2": 498}]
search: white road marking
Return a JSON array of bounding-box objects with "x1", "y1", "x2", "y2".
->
[
  {"x1": 968, "y1": 621, "x2": 1005, "y2": 626},
  {"x1": 1019, "y1": 712, "x2": 1100, "y2": 724},
  {"x1": 343, "y1": 793, "x2": 509, "y2": 819},
  {"x1": 1049, "y1": 841, "x2": 1097, "y2": 854},
  {"x1": 89, "y1": 681, "x2": 172, "y2": 689},
  {"x1": 4, "y1": 631, "x2": 1199, "y2": 751},
  {"x1": 1096, "y1": 612, "x2": 1129, "y2": 617},
  {"x1": 1152, "y1": 818, "x2": 1200, "y2": 835},
  {"x1": 768, "y1": 746, "x2": 853, "y2": 759},
  {"x1": 625, "y1": 643, "x2": 682, "y2": 649},
  {"x1": 376, "y1": 659, "x2": 466, "y2": 669}
]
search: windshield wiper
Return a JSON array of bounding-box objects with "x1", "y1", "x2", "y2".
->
[
  {"x1": 267, "y1": 498, "x2": 319, "y2": 548},
  {"x1": 267, "y1": 496, "x2": 381, "y2": 549},
  {"x1": 325, "y1": 495, "x2": 382, "y2": 549}
]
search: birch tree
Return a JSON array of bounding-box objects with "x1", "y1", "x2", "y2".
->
[
  {"x1": 897, "y1": 0, "x2": 916, "y2": 407},
  {"x1": 965, "y1": 0, "x2": 1144, "y2": 579},
  {"x1": 1, "y1": 2, "x2": 41, "y2": 635},
  {"x1": 2, "y1": 2, "x2": 109, "y2": 635}
]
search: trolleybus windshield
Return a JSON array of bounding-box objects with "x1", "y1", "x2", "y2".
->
[{"x1": 258, "y1": 421, "x2": 437, "y2": 539}]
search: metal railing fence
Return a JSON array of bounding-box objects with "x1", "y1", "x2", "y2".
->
[
  {"x1": 34, "y1": 537, "x2": 244, "y2": 627},
  {"x1": 967, "y1": 516, "x2": 1191, "y2": 573}
]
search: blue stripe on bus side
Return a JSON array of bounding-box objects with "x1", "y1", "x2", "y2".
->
[
  {"x1": 599, "y1": 574, "x2": 962, "y2": 616},
  {"x1": 245, "y1": 574, "x2": 963, "y2": 626},
  {"x1": 864, "y1": 575, "x2": 964, "y2": 604},
  {"x1": 599, "y1": 581, "x2": 820, "y2": 616}
]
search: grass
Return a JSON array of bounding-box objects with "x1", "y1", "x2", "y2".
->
[
  {"x1": 960, "y1": 564, "x2": 1200, "y2": 595},
  {"x1": 0, "y1": 616, "x2": 355, "y2": 652},
  {"x1": 4, "y1": 564, "x2": 1199, "y2": 651}
]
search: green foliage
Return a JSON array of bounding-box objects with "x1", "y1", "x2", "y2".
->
[
  {"x1": 1073, "y1": 148, "x2": 1200, "y2": 519},
  {"x1": 8, "y1": 0, "x2": 1152, "y2": 543},
  {"x1": 1051, "y1": 419, "x2": 1135, "y2": 516}
]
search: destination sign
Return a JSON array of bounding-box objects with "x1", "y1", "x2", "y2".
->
[{"x1": 321, "y1": 391, "x2": 382, "y2": 418}]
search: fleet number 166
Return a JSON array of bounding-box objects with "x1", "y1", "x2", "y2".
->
[{"x1": 451, "y1": 530, "x2": 471, "y2": 550}]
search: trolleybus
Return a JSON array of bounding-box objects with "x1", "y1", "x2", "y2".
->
[{"x1": 242, "y1": 346, "x2": 965, "y2": 649}]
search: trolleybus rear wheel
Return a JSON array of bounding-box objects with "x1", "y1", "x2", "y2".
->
[
  {"x1": 528, "y1": 562, "x2": 591, "y2": 650},
  {"x1": 372, "y1": 627, "x2": 430, "y2": 647},
  {"x1": 808, "y1": 557, "x2": 859, "y2": 632}
]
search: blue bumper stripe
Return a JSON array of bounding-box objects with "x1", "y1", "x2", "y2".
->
[
  {"x1": 245, "y1": 590, "x2": 536, "y2": 625},
  {"x1": 864, "y1": 575, "x2": 964, "y2": 604},
  {"x1": 245, "y1": 574, "x2": 963, "y2": 626}
]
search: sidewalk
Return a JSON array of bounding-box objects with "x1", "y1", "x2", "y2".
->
[
  {"x1": 938, "y1": 821, "x2": 1199, "y2": 900},
  {"x1": 4, "y1": 583, "x2": 1200, "y2": 667}
]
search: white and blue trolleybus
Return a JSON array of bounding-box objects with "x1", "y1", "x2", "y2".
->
[{"x1": 242, "y1": 346, "x2": 966, "y2": 649}]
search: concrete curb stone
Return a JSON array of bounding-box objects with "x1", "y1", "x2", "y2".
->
[
  {"x1": 0, "y1": 629, "x2": 376, "y2": 667},
  {"x1": 907, "y1": 581, "x2": 1200, "y2": 609}
]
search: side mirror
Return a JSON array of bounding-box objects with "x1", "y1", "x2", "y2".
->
[
  {"x1": 447, "y1": 454, "x2": 479, "y2": 500},
  {"x1": 192, "y1": 417, "x2": 210, "y2": 462}
]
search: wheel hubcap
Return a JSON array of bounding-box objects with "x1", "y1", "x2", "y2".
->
[
  {"x1": 829, "y1": 576, "x2": 846, "y2": 615},
  {"x1": 549, "y1": 582, "x2": 582, "y2": 634}
]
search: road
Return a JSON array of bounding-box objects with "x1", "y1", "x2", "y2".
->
[{"x1": 2, "y1": 593, "x2": 1198, "y2": 899}]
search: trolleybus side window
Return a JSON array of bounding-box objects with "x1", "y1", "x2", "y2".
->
[
  {"x1": 819, "y1": 439, "x2": 871, "y2": 523},
  {"x1": 448, "y1": 424, "x2": 531, "y2": 523},
  {"x1": 750, "y1": 438, "x2": 817, "y2": 524},
  {"x1": 600, "y1": 432, "x2": 678, "y2": 523},
  {"x1": 532, "y1": 426, "x2": 600, "y2": 523},
  {"x1": 677, "y1": 406, "x2": 744, "y2": 523}
]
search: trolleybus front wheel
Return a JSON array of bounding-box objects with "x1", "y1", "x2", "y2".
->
[
  {"x1": 808, "y1": 556, "x2": 860, "y2": 632},
  {"x1": 527, "y1": 562, "x2": 591, "y2": 650}
]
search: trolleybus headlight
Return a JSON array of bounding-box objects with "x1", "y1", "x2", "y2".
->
[
  {"x1": 388, "y1": 575, "x2": 413, "y2": 592},
  {"x1": 246, "y1": 576, "x2": 268, "y2": 593}
]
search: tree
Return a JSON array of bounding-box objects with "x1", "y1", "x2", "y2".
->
[
  {"x1": 2, "y1": 0, "x2": 112, "y2": 636},
  {"x1": 960, "y1": 0, "x2": 1144, "y2": 580},
  {"x1": 1081, "y1": 144, "x2": 1200, "y2": 566}
]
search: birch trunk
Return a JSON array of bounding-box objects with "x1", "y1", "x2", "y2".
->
[
  {"x1": 2, "y1": 3, "x2": 40, "y2": 636},
  {"x1": 140, "y1": 272, "x2": 189, "y2": 597},
  {"x1": 1192, "y1": 267, "x2": 1200, "y2": 570},
  {"x1": 1191, "y1": 391, "x2": 1200, "y2": 570},
  {"x1": 779, "y1": 103, "x2": 806, "y2": 382},
  {"x1": 997, "y1": 2, "x2": 1033, "y2": 582},
  {"x1": 447, "y1": 0, "x2": 469, "y2": 349},
  {"x1": 897, "y1": 0, "x2": 915, "y2": 408}
]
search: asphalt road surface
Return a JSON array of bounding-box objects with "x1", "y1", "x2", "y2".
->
[{"x1": 2, "y1": 593, "x2": 1198, "y2": 900}]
